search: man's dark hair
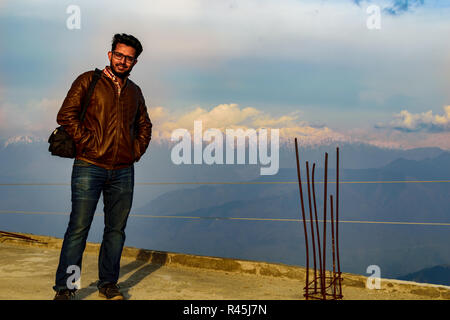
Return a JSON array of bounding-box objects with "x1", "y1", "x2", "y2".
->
[{"x1": 111, "y1": 33, "x2": 143, "y2": 59}]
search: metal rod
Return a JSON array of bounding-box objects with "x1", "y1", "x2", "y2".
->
[
  {"x1": 330, "y1": 194, "x2": 337, "y2": 299},
  {"x1": 336, "y1": 147, "x2": 342, "y2": 296},
  {"x1": 306, "y1": 161, "x2": 317, "y2": 292},
  {"x1": 322, "y1": 152, "x2": 328, "y2": 300},
  {"x1": 312, "y1": 163, "x2": 324, "y2": 297},
  {"x1": 0, "y1": 230, "x2": 42, "y2": 243},
  {"x1": 294, "y1": 138, "x2": 310, "y2": 299}
]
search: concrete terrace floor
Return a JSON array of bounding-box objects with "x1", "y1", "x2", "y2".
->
[{"x1": 0, "y1": 232, "x2": 449, "y2": 300}]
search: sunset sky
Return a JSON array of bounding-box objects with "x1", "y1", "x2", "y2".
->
[{"x1": 1, "y1": 0, "x2": 449, "y2": 149}]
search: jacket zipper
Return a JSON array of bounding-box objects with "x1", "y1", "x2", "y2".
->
[
  {"x1": 111, "y1": 89, "x2": 121, "y2": 168},
  {"x1": 110, "y1": 78, "x2": 129, "y2": 169}
]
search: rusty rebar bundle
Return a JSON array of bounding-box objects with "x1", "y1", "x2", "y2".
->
[
  {"x1": 0, "y1": 230, "x2": 47, "y2": 244},
  {"x1": 294, "y1": 138, "x2": 343, "y2": 300}
]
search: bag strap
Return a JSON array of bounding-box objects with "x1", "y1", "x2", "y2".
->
[{"x1": 79, "y1": 68, "x2": 103, "y2": 123}]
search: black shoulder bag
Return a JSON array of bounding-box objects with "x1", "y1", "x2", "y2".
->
[{"x1": 48, "y1": 68, "x2": 103, "y2": 158}]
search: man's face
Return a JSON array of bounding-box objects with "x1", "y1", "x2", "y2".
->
[{"x1": 107, "y1": 43, "x2": 138, "y2": 79}]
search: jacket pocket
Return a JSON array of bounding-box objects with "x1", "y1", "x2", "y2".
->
[
  {"x1": 133, "y1": 139, "x2": 142, "y2": 162},
  {"x1": 81, "y1": 132, "x2": 99, "y2": 159},
  {"x1": 77, "y1": 127, "x2": 97, "y2": 154}
]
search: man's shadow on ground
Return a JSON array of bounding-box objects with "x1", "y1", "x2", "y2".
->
[{"x1": 76, "y1": 249, "x2": 168, "y2": 300}]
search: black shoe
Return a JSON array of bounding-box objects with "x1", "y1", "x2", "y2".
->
[
  {"x1": 98, "y1": 283, "x2": 124, "y2": 300},
  {"x1": 53, "y1": 289, "x2": 77, "y2": 300}
]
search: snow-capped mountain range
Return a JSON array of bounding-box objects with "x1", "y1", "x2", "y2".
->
[{"x1": 2, "y1": 135, "x2": 45, "y2": 148}]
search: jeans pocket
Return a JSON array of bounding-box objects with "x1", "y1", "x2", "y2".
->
[{"x1": 73, "y1": 159, "x2": 93, "y2": 167}]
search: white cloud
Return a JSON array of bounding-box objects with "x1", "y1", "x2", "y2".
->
[
  {"x1": 378, "y1": 106, "x2": 450, "y2": 132},
  {"x1": 148, "y1": 103, "x2": 347, "y2": 146},
  {"x1": 0, "y1": 96, "x2": 62, "y2": 137},
  {"x1": 59, "y1": 0, "x2": 366, "y2": 67}
]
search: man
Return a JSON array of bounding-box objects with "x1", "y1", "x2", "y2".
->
[{"x1": 53, "y1": 33, "x2": 152, "y2": 300}]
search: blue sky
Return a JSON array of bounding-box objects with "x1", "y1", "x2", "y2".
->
[{"x1": 1, "y1": 0, "x2": 450, "y2": 149}]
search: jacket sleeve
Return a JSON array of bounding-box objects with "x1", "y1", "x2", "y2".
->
[
  {"x1": 56, "y1": 72, "x2": 96, "y2": 153},
  {"x1": 133, "y1": 86, "x2": 153, "y2": 162}
]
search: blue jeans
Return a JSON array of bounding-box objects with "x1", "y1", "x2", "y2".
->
[{"x1": 54, "y1": 159, "x2": 134, "y2": 291}]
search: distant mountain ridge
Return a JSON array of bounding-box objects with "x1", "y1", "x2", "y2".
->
[
  {"x1": 381, "y1": 152, "x2": 450, "y2": 179},
  {"x1": 136, "y1": 152, "x2": 450, "y2": 219},
  {"x1": 131, "y1": 152, "x2": 450, "y2": 281},
  {"x1": 399, "y1": 265, "x2": 450, "y2": 286}
]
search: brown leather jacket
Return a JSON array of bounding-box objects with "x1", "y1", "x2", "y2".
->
[{"x1": 57, "y1": 69, "x2": 152, "y2": 170}]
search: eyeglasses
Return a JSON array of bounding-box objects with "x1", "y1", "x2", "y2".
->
[{"x1": 112, "y1": 51, "x2": 136, "y2": 64}]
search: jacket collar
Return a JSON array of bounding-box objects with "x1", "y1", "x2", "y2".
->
[{"x1": 103, "y1": 66, "x2": 129, "y2": 94}]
